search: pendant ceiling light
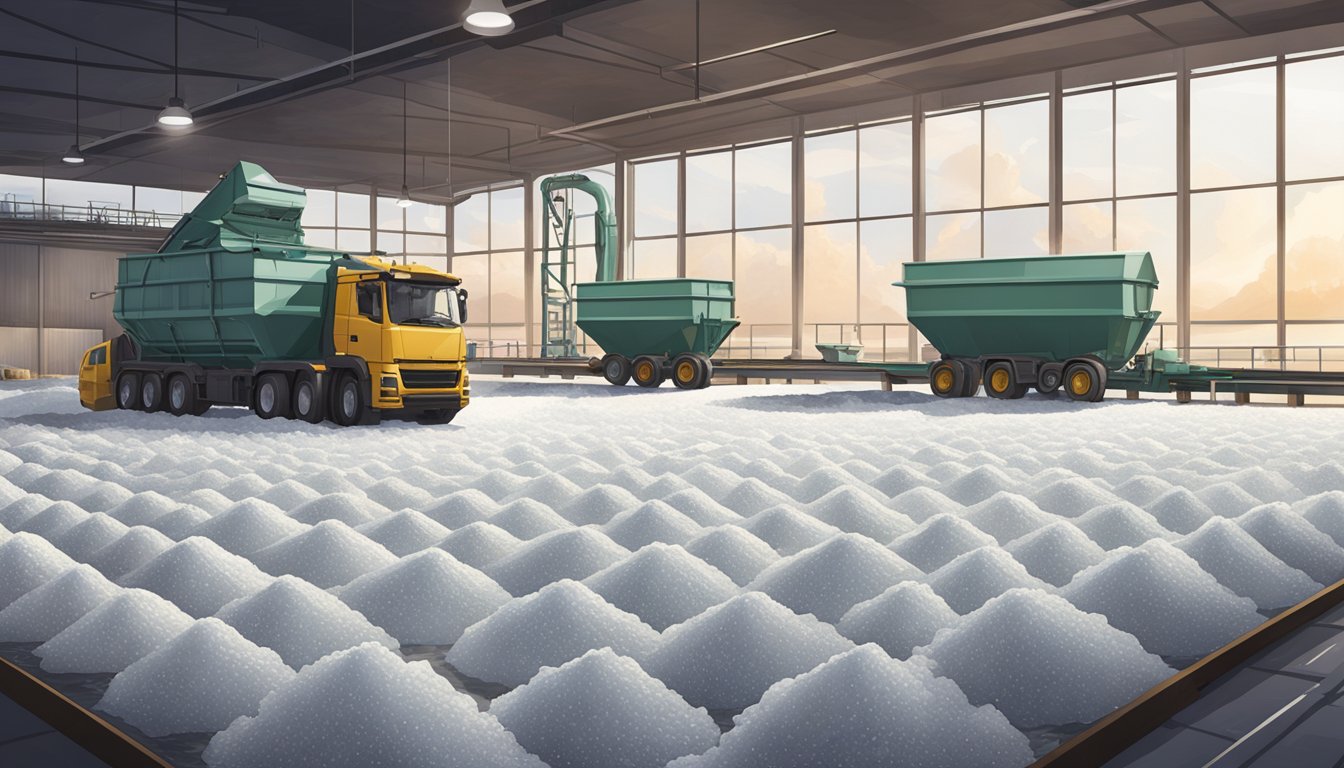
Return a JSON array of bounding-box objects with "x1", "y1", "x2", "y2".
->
[
  {"x1": 62, "y1": 49, "x2": 85, "y2": 164},
  {"x1": 396, "y1": 82, "x2": 413, "y2": 208},
  {"x1": 157, "y1": 0, "x2": 193, "y2": 127},
  {"x1": 463, "y1": 0, "x2": 514, "y2": 36}
]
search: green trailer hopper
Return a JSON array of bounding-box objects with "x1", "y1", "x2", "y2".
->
[
  {"x1": 113, "y1": 161, "x2": 349, "y2": 368},
  {"x1": 575, "y1": 278, "x2": 739, "y2": 388}
]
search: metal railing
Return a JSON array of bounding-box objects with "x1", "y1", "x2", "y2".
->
[
  {"x1": 1184, "y1": 344, "x2": 1344, "y2": 373},
  {"x1": 0, "y1": 199, "x2": 177, "y2": 229}
]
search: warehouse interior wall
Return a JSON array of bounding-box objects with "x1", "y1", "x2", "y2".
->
[{"x1": 0, "y1": 240, "x2": 121, "y2": 375}]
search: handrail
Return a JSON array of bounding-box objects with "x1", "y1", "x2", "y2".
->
[{"x1": 0, "y1": 200, "x2": 178, "y2": 229}]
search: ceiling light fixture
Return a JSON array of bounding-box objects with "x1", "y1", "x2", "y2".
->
[
  {"x1": 463, "y1": 0, "x2": 514, "y2": 36},
  {"x1": 157, "y1": 0, "x2": 193, "y2": 127},
  {"x1": 62, "y1": 48, "x2": 85, "y2": 164},
  {"x1": 397, "y1": 82, "x2": 413, "y2": 208}
]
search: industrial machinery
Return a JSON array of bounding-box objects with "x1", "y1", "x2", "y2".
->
[
  {"x1": 77, "y1": 162, "x2": 471, "y2": 425},
  {"x1": 539, "y1": 173, "x2": 617, "y2": 358}
]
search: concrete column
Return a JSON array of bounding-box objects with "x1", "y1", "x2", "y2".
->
[
  {"x1": 1176, "y1": 50, "x2": 1191, "y2": 357},
  {"x1": 614, "y1": 158, "x2": 627, "y2": 281},
  {"x1": 676, "y1": 153, "x2": 687, "y2": 278},
  {"x1": 523, "y1": 174, "x2": 535, "y2": 356},
  {"x1": 1276, "y1": 57, "x2": 1287, "y2": 352},
  {"x1": 910, "y1": 95, "x2": 926, "y2": 362},
  {"x1": 37, "y1": 244, "x2": 44, "y2": 375},
  {"x1": 791, "y1": 119, "x2": 805, "y2": 359},
  {"x1": 1048, "y1": 70, "x2": 1063, "y2": 254}
]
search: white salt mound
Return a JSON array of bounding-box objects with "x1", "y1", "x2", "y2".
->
[
  {"x1": 288, "y1": 493, "x2": 386, "y2": 527},
  {"x1": 1112, "y1": 476, "x2": 1176, "y2": 507},
  {"x1": 0, "y1": 564, "x2": 120, "y2": 641},
  {"x1": 97, "y1": 617, "x2": 295, "y2": 736},
  {"x1": 492, "y1": 648, "x2": 719, "y2": 768},
  {"x1": 1237, "y1": 503, "x2": 1344, "y2": 585},
  {"x1": 941, "y1": 464, "x2": 1021, "y2": 506},
  {"x1": 203, "y1": 643, "x2": 542, "y2": 768},
  {"x1": 837, "y1": 581, "x2": 958, "y2": 660},
  {"x1": 18, "y1": 500, "x2": 90, "y2": 539},
  {"x1": 1147, "y1": 488, "x2": 1216, "y2": 535},
  {"x1": 749, "y1": 533, "x2": 923, "y2": 623},
  {"x1": 37, "y1": 588, "x2": 193, "y2": 673},
  {"x1": 644, "y1": 591, "x2": 853, "y2": 711},
  {"x1": 721, "y1": 478, "x2": 793, "y2": 516},
  {"x1": 583, "y1": 543, "x2": 738, "y2": 631},
  {"x1": 870, "y1": 465, "x2": 933, "y2": 497},
  {"x1": 806, "y1": 487, "x2": 914, "y2": 542},
  {"x1": 1177, "y1": 518, "x2": 1322, "y2": 610},
  {"x1": 436, "y1": 521, "x2": 523, "y2": 569},
  {"x1": 363, "y1": 477, "x2": 435, "y2": 511},
  {"x1": 1199, "y1": 482, "x2": 1264, "y2": 516},
  {"x1": 509, "y1": 473, "x2": 585, "y2": 511},
  {"x1": 249, "y1": 520, "x2": 398, "y2": 589},
  {"x1": 888, "y1": 487, "x2": 961, "y2": 524},
  {"x1": 920, "y1": 588, "x2": 1173, "y2": 727},
  {"x1": 1061, "y1": 539, "x2": 1262, "y2": 658},
  {"x1": 1033, "y1": 478, "x2": 1119, "y2": 517},
  {"x1": 257, "y1": 479, "x2": 321, "y2": 509},
  {"x1": 926, "y1": 546, "x2": 1048, "y2": 615},
  {"x1": 489, "y1": 498, "x2": 573, "y2": 540},
  {"x1": 1299, "y1": 492, "x2": 1344, "y2": 547},
  {"x1": 52, "y1": 513, "x2": 130, "y2": 561},
  {"x1": 0, "y1": 532, "x2": 78, "y2": 609},
  {"x1": 355, "y1": 510, "x2": 450, "y2": 556},
  {"x1": 337, "y1": 549, "x2": 510, "y2": 645},
  {"x1": 445, "y1": 580, "x2": 659, "y2": 687},
  {"x1": 86, "y1": 526, "x2": 174, "y2": 580},
  {"x1": 147, "y1": 505, "x2": 212, "y2": 540},
  {"x1": 669, "y1": 644, "x2": 1030, "y2": 768},
  {"x1": 889, "y1": 514, "x2": 997, "y2": 573},
  {"x1": 559, "y1": 484, "x2": 639, "y2": 526},
  {"x1": 1004, "y1": 521, "x2": 1106, "y2": 587},
  {"x1": 0, "y1": 494, "x2": 54, "y2": 530},
  {"x1": 602, "y1": 500, "x2": 703, "y2": 549},
  {"x1": 190, "y1": 499, "x2": 307, "y2": 556},
  {"x1": 1075, "y1": 502, "x2": 1172, "y2": 550},
  {"x1": 740, "y1": 506, "x2": 841, "y2": 556},
  {"x1": 684, "y1": 526, "x2": 779, "y2": 586},
  {"x1": 119, "y1": 537, "x2": 272, "y2": 618},
  {"x1": 485, "y1": 527, "x2": 629, "y2": 597},
  {"x1": 422, "y1": 489, "x2": 499, "y2": 528},
  {"x1": 959, "y1": 492, "x2": 1053, "y2": 545},
  {"x1": 661, "y1": 487, "x2": 741, "y2": 527},
  {"x1": 105, "y1": 491, "x2": 180, "y2": 527}
]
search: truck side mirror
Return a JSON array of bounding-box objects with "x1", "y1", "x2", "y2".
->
[{"x1": 457, "y1": 288, "x2": 469, "y2": 324}]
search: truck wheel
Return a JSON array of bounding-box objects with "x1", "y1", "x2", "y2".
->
[
  {"x1": 330, "y1": 372, "x2": 364, "y2": 426},
  {"x1": 1085, "y1": 359, "x2": 1109, "y2": 402},
  {"x1": 929, "y1": 360, "x2": 963, "y2": 398},
  {"x1": 693, "y1": 353, "x2": 714, "y2": 389},
  {"x1": 985, "y1": 361, "x2": 1027, "y2": 400},
  {"x1": 255, "y1": 372, "x2": 291, "y2": 419},
  {"x1": 1064, "y1": 360, "x2": 1104, "y2": 402},
  {"x1": 166, "y1": 373, "x2": 195, "y2": 416},
  {"x1": 293, "y1": 373, "x2": 324, "y2": 424},
  {"x1": 601, "y1": 354, "x2": 632, "y2": 386},
  {"x1": 671, "y1": 354, "x2": 703, "y2": 390},
  {"x1": 632, "y1": 356, "x2": 664, "y2": 388},
  {"x1": 116, "y1": 372, "x2": 142, "y2": 410},
  {"x1": 140, "y1": 373, "x2": 165, "y2": 412},
  {"x1": 958, "y1": 360, "x2": 981, "y2": 397},
  {"x1": 1037, "y1": 366, "x2": 1063, "y2": 395}
]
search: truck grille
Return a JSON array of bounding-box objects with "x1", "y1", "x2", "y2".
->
[{"x1": 400, "y1": 369, "x2": 460, "y2": 389}]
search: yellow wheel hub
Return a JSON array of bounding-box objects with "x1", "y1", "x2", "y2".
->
[
  {"x1": 636, "y1": 362, "x2": 654, "y2": 381},
  {"x1": 677, "y1": 361, "x2": 696, "y2": 382},
  {"x1": 933, "y1": 367, "x2": 955, "y2": 393},
  {"x1": 1069, "y1": 370, "x2": 1092, "y2": 396},
  {"x1": 990, "y1": 368, "x2": 1010, "y2": 393}
]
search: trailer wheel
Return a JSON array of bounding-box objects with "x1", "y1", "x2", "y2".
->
[
  {"x1": 958, "y1": 360, "x2": 981, "y2": 397},
  {"x1": 293, "y1": 373, "x2": 324, "y2": 424},
  {"x1": 140, "y1": 373, "x2": 165, "y2": 412},
  {"x1": 166, "y1": 373, "x2": 196, "y2": 416},
  {"x1": 1084, "y1": 359, "x2": 1109, "y2": 402},
  {"x1": 1064, "y1": 360, "x2": 1105, "y2": 402},
  {"x1": 671, "y1": 354, "x2": 703, "y2": 390},
  {"x1": 255, "y1": 372, "x2": 291, "y2": 420},
  {"x1": 632, "y1": 356, "x2": 665, "y2": 388},
  {"x1": 116, "y1": 372, "x2": 142, "y2": 411},
  {"x1": 985, "y1": 361, "x2": 1028, "y2": 399},
  {"x1": 1037, "y1": 366, "x2": 1062, "y2": 395},
  {"x1": 693, "y1": 353, "x2": 714, "y2": 389},
  {"x1": 929, "y1": 360, "x2": 963, "y2": 398},
  {"x1": 601, "y1": 354, "x2": 632, "y2": 386},
  {"x1": 330, "y1": 372, "x2": 364, "y2": 426}
]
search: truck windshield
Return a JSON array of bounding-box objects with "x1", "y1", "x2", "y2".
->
[{"x1": 386, "y1": 281, "x2": 461, "y2": 327}]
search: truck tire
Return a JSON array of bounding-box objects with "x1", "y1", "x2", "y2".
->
[
  {"x1": 166, "y1": 373, "x2": 195, "y2": 417},
  {"x1": 601, "y1": 354, "x2": 632, "y2": 386},
  {"x1": 330, "y1": 372, "x2": 364, "y2": 427},
  {"x1": 1064, "y1": 360, "x2": 1105, "y2": 402},
  {"x1": 958, "y1": 360, "x2": 981, "y2": 397},
  {"x1": 985, "y1": 361, "x2": 1028, "y2": 400},
  {"x1": 1037, "y1": 365, "x2": 1063, "y2": 395},
  {"x1": 929, "y1": 359, "x2": 963, "y2": 398},
  {"x1": 293, "y1": 373, "x2": 324, "y2": 424},
  {"x1": 1084, "y1": 359, "x2": 1109, "y2": 402},
  {"x1": 255, "y1": 372, "x2": 291, "y2": 419},
  {"x1": 116, "y1": 372, "x2": 141, "y2": 411},
  {"x1": 140, "y1": 373, "x2": 165, "y2": 412},
  {"x1": 671, "y1": 354, "x2": 703, "y2": 390},
  {"x1": 693, "y1": 353, "x2": 714, "y2": 389},
  {"x1": 632, "y1": 356, "x2": 664, "y2": 388}
]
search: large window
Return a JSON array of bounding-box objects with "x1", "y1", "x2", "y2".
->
[{"x1": 454, "y1": 186, "x2": 525, "y2": 354}]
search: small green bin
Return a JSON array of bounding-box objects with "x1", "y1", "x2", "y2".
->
[{"x1": 575, "y1": 278, "x2": 739, "y2": 359}]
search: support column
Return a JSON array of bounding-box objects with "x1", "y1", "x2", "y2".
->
[
  {"x1": 791, "y1": 118, "x2": 805, "y2": 359},
  {"x1": 523, "y1": 174, "x2": 536, "y2": 357},
  {"x1": 1176, "y1": 50, "x2": 1191, "y2": 357},
  {"x1": 37, "y1": 245, "x2": 44, "y2": 376},
  {"x1": 676, "y1": 153, "x2": 687, "y2": 278},
  {"x1": 1276, "y1": 57, "x2": 1287, "y2": 352},
  {"x1": 1048, "y1": 70, "x2": 1063, "y2": 254},
  {"x1": 614, "y1": 158, "x2": 628, "y2": 281},
  {"x1": 910, "y1": 95, "x2": 926, "y2": 362},
  {"x1": 369, "y1": 185, "x2": 378, "y2": 258}
]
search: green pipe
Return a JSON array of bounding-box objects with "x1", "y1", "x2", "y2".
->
[{"x1": 539, "y1": 173, "x2": 617, "y2": 282}]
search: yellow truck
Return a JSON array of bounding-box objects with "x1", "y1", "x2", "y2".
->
[{"x1": 79, "y1": 162, "x2": 470, "y2": 426}]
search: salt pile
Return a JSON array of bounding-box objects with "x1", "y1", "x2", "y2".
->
[
  {"x1": 97, "y1": 617, "x2": 295, "y2": 736},
  {"x1": 1060, "y1": 540, "x2": 1262, "y2": 657},
  {"x1": 492, "y1": 648, "x2": 719, "y2": 768},
  {"x1": 27, "y1": 467, "x2": 99, "y2": 501},
  {"x1": 749, "y1": 534, "x2": 923, "y2": 623},
  {"x1": 1147, "y1": 488, "x2": 1216, "y2": 535},
  {"x1": 105, "y1": 491, "x2": 180, "y2": 527},
  {"x1": 919, "y1": 588, "x2": 1172, "y2": 727},
  {"x1": 1112, "y1": 475, "x2": 1176, "y2": 506},
  {"x1": 584, "y1": 544, "x2": 738, "y2": 631},
  {"x1": 203, "y1": 643, "x2": 542, "y2": 768},
  {"x1": 662, "y1": 488, "x2": 742, "y2": 527},
  {"x1": 86, "y1": 526, "x2": 174, "y2": 580},
  {"x1": 178, "y1": 488, "x2": 233, "y2": 515},
  {"x1": 216, "y1": 576, "x2": 397, "y2": 669},
  {"x1": 668, "y1": 644, "x2": 1030, "y2": 768},
  {"x1": 678, "y1": 464, "x2": 745, "y2": 498},
  {"x1": 486, "y1": 527, "x2": 629, "y2": 596},
  {"x1": 1004, "y1": 521, "x2": 1106, "y2": 587},
  {"x1": 445, "y1": 580, "x2": 659, "y2": 687},
  {"x1": 0, "y1": 564, "x2": 120, "y2": 641},
  {"x1": 18, "y1": 500, "x2": 90, "y2": 539},
  {"x1": 889, "y1": 514, "x2": 997, "y2": 573},
  {"x1": 337, "y1": 549, "x2": 510, "y2": 645},
  {"x1": 436, "y1": 521, "x2": 523, "y2": 569},
  {"x1": 870, "y1": 465, "x2": 934, "y2": 498},
  {"x1": 218, "y1": 473, "x2": 271, "y2": 500},
  {"x1": 119, "y1": 537, "x2": 272, "y2": 618},
  {"x1": 941, "y1": 465, "x2": 1022, "y2": 506},
  {"x1": 925, "y1": 546, "x2": 1048, "y2": 615},
  {"x1": 1225, "y1": 467, "x2": 1302, "y2": 504},
  {"x1": 638, "y1": 473, "x2": 694, "y2": 501},
  {"x1": 0, "y1": 532, "x2": 77, "y2": 609},
  {"x1": 806, "y1": 487, "x2": 914, "y2": 542},
  {"x1": 1198, "y1": 482, "x2": 1264, "y2": 516},
  {"x1": 0, "y1": 494, "x2": 54, "y2": 529},
  {"x1": 1176, "y1": 518, "x2": 1321, "y2": 610},
  {"x1": 1296, "y1": 462, "x2": 1344, "y2": 497},
  {"x1": 147, "y1": 505, "x2": 212, "y2": 540},
  {"x1": 888, "y1": 487, "x2": 961, "y2": 523},
  {"x1": 643, "y1": 592, "x2": 853, "y2": 710},
  {"x1": 509, "y1": 474, "x2": 585, "y2": 512},
  {"x1": 1299, "y1": 492, "x2": 1344, "y2": 546},
  {"x1": 287, "y1": 493, "x2": 385, "y2": 527},
  {"x1": 489, "y1": 498, "x2": 573, "y2": 540},
  {"x1": 603, "y1": 500, "x2": 703, "y2": 549},
  {"x1": 257, "y1": 479, "x2": 321, "y2": 509},
  {"x1": 959, "y1": 493, "x2": 1053, "y2": 544},
  {"x1": 837, "y1": 582, "x2": 958, "y2": 659},
  {"x1": 190, "y1": 499, "x2": 308, "y2": 556},
  {"x1": 0, "y1": 521, "x2": 9, "y2": 544},
  {"x1": 791, "y1": 467, "x2": 875, "y2": 504},
  {"x1": 249, "y1": 520, "x2": 398, "y2": 588},
  {"x1": 1074, "y1": 502, "x2": 1172, "y2": 550},
  {"x1": 355, "y1": 510, "x2": 450, "y2": 556},
  {"x1": 471, "y1": 468, "x2": 529, "y2": 500},
  {"x1": 52, "y1": 512, "x2": 130, "y2": 561},
  {"x1": 1237, "y1": 503, "x2": 1344, "y2": 585},
  {"x1": 684, "y1": 526, "x2": 779, "y2": 587},
  {"x1": 422, "y1": 489, "x2": 499, "y2": 528},
  {"x1": 740, "y1": 506, "x2": 841, "y2": 556},
  {"x1": 721, "y1": 478, "x2": 793, "y2": 516},
  {"x1": 1033, "y1": 478, "x2": 1119, "y2": 517},
  {"x1": 36, "y1": 588, "x2": 193, "y2": 673}
]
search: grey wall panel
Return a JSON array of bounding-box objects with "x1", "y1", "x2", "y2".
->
[
  {"x1": 41, "y1": 247, "x2": 121, "y2": 339},
  {"x1": 0, "y1": 327, "x2": 39, "y2": 371},
  {"x1": 43, "y1": 328, "x2": 104, "y2": 375},
  {"x1": 0, "y1": 243, "x2": 39, "y2": 327}
]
